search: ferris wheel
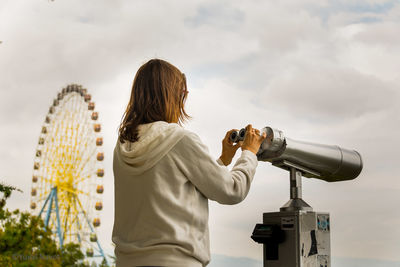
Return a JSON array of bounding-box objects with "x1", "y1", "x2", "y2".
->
[{"x1": 30, "y1": 84, "x2": 107, "y2": 263}]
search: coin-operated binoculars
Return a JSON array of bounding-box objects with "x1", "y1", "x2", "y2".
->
[{"x1": 230, "y1": 127, "x2": 363, "y2": 267}]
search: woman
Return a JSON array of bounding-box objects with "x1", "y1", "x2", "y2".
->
[{"x1": 112, "y1": 59, "x2": 266, "y2": 267}]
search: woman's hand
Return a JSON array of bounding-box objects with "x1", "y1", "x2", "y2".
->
[
  {"x1": 219, "y1": 129, "x2": 242, "y2": 166},
  {"x1": 241, "y1": 124, "x2": 267, "y2": 154}
]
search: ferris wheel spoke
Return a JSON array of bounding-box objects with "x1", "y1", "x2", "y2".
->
[
  {"x1": 73, "y1": 173, "x2": 93, "y2": 186},
  {"x1": 75, "y1": 126, "x2": 93, "y2": 153},
  {"x1": 75, "y1": 194, "x2": 90, "y2": 218},
  {"x1": 40, "y1": 176, "x2": 57, "y2": 187},
  {"x1": 72, "y1": 148, "x2": 95, "y2": 176},
  {"x1": 75, "y1": 164, "x2": 96, "y2": 181},
  {"x1": 75, "y1": 146, "x2": 97, "y2": 176},
  {"x1": 37, "y1": 176, "x2": 90, "y2": 198},
  {"x1": 72, "y1": 195, "x2": 92, "y2": 242},
  {"x1": 58, "y1": 184, "x2": 90, "y2": 198}
]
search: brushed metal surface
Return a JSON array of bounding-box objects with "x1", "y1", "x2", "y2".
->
[{"x1": 257, "y1": 127, "x2": 363, "y2": 182}]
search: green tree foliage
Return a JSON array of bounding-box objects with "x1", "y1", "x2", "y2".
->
[{"x1": 0, "y1": 182, "x2": 88, "y2": 266}]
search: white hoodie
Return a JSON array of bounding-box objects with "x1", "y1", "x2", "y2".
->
[{"x1": 112, "y1": 121, "x2": 258, "y2": 267}]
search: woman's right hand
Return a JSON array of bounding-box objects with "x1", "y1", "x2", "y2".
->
[{"x1": 241, "y1": 124, "x2": 267, "y2": 155}]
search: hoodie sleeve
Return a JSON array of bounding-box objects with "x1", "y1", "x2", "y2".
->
[
  {"x1": 172, "y1": 131, "x2": 258, "y2": 205},
  {"x1": 216, "y1": 157, "x2": 225, "y2": 166}
]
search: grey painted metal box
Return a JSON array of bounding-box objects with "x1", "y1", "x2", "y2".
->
[{"x1": 262, "y1": 211, "x2": 330, "y2": 267}]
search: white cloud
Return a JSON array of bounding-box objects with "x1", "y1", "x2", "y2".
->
[
  {"x1": 263, "y1": 66, "x2": 398, "y2": 120},
  {"x1": 1, "y1": 0, "x2": 400, "y2": 263}
]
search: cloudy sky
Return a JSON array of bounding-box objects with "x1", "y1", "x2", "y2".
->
[{"x1": 1, "y1": 0, "x2": 400, "y2": 265}]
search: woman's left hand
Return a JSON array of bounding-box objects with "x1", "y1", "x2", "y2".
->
[{"x1": 219, "y1": 129, "x2": 242, "y2": 166}]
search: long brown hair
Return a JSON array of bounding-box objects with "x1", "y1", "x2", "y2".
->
[{"x1": 118, "y1": 59, "x2": 190, "y2": 143}]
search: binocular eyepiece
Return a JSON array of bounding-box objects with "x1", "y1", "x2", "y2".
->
[{"x1": 229, "y1": 128, "x2": 247, "y2": 143}]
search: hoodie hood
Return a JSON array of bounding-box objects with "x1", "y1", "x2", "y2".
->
[{"x1": 114, "y1": 121, "x2": 186, "y2": 175}]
